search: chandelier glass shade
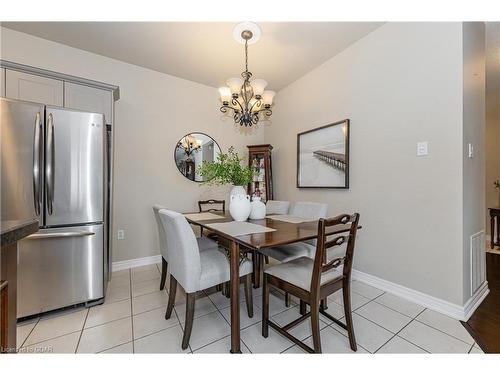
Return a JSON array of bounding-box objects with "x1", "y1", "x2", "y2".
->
[{"x1": 219, "y1": 25, "x2": 275, "y2": 127}]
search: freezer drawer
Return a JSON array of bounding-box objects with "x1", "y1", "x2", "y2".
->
[{"x1": 17, "y1": 224, "x2": 104, "y2": 318}]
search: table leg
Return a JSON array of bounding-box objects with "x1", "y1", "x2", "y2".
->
[
  {"x1": 496, "y1": 216, "x2": 500, "y2": 248},
  {"x1": 230, "y1": 241, "x2": 241, "y2": 353},
  {"x1": 491, "y1": 215, "x2": 495, "y2": 249}
]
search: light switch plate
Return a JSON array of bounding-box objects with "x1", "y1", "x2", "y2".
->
[
  {"x1": 468, "y1": 143, "x2": 474, "y2": 158},
  {"x1": 417, "y1": 141, "x2": 429, "y2": 156}
]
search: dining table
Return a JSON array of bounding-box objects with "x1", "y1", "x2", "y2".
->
[{"x1": 184, "y1": 211, "x2": 358, "y2": 353}]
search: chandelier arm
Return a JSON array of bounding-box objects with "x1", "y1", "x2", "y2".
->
[
  {"x1": 254, "y1": 107, "x2": 273, "y2": 117},
  {"x1": 231, "y1": 97, "x2": 244, "y2": 113},
  {"x1": 249, "y1": 99, "x2": 262, "y2": 113}
]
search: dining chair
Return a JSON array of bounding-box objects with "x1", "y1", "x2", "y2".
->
[
  {"x1": 197, "y1": 199, "x2": 225, "y2": 239},
  {"x1": 159, "y1": 209, "x2": 254, "y2": 349},
  {"x1": 261, "y1": 213, "x2": 360, "y2": 353},
  {"x1": 198, "y1": 199, "x2": 225, "y2": 213},
  {"x1": 153, "y1": 205, "x2": 218, "y2": 291},
  {"x1": 265, "y1": 200, "x2": 290, "y2": 215}
]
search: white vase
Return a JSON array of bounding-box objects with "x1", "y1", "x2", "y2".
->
[
  {"x1": 229, "y1": 185, "x2": 251, "y2": 221},
  {"x1": 249, "y1": 196, "x2": 266, "y2": 220}
]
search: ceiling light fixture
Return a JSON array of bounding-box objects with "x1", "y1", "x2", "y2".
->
[{"x1": 219, "y1": 22, "x2": 275, "y2": 127}]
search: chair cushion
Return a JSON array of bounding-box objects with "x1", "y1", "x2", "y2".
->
[
  {"x1": 259, "y1": 241, "x2": 316, "y2": 263},
  {"x1": 264, "y1": 256, "x2": 343, "y2": 292},
  {"x1": 198, "y1": 248, "x2": 253, "y2": 291},
  {"x1": 197, "y1": 236, "x2": 218, "y2": 251}
]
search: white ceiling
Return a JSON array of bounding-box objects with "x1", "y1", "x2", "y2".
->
[{"x1": 1, "y1": 22, "x2": 383, "y2": 91}]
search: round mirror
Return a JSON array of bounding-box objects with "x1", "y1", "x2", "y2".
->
[{"x1": 174, "y1": 133, "x2": 221, "y2": 182}]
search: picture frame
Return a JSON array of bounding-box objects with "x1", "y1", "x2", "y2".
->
[{"x1": 296, "y1": 119, "x2": 350, "y2": 189}]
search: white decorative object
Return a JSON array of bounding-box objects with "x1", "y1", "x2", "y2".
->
[
  {"x1": 249, "y1": 196, "x2": 266, "y2": 220},
  {"x1": 229, "y1": 186, "x2": 251, "y2": 222}
]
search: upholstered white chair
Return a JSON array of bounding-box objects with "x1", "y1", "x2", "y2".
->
[
  {"x1": 159, "y1": 209, "x2": 254, "y2": 349},
  {"x1": 265, "y1": 200, "x2": 290, "y2": 215},
  {"x1": 153, "y1": 205, "x2": 217, "y2": 290},
  {"x1": 259, "y1": 201, "x2": 328, "y2": 306},
  {"x1": 260, "y1": 201, "x2": 329, "y2": 263}
]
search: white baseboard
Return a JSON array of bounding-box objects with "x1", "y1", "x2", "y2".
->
[
  {"x1": 352, "y1": 269, "x2": 489, "y2": 321},
  {"x1": 112, "y1": 254, "x2": 162, "y2": 272}
]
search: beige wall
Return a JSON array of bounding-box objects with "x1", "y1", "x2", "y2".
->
[
  {"x1": 0, "y1": 27, "x2": 264, "y2": 262},
  {"x1": 461, "y1": 22, "x2": 486, "y2": 302},
  {"x1": 486, "y1": 23, "x2": 500, "y2": 234},
  {"x1": 264, "y1": 23, "x2": 468, "y2": 305}
]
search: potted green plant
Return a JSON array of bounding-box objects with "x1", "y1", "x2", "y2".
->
[{"x1": 198, "y1": 147, "x2": 255, "y2": 221}]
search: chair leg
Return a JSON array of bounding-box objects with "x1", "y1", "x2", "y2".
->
[
  {"x1": 216, "y1": 284, "x2": 222, "y2": 292},
  {"x1": 300, "y1": 300, "x2": 307, "y2": 315},
  {"x1": 253, "y1": 252, "x2": 262, "y2": 289},
  {"x1": 320, "y1": 298, "x2": 328, "y2": 311},
  {"x1": 165, "y1": 275, "x2": 177, "y2": 319},
  {"x1": 310, "y1": 301, "x2": 322, "y2": 353},
  {"x1": 343, "y1": 283, "x2": 357, "y2": 351},
  {"x1": 159, "y1": 257, "x2": 168, "y2": 290},
  {"x1": 262, "y1": 275, "x2": 269, "y2": 338},
  {"x1": 182, "y1": 293, "x2": 196, "y2": 350},
  {"x1": 224, "y1": 281, "x2": 230, "y2": 298},
  {"x1": 264, "y1": 255, "x2": 270, "y2": 264},
  {"x1": 285, "y1": 292, "x2": 291, "y2": 307},
  {"x1": 244, "y1": 274, "x2": 253, "y2": 318}
]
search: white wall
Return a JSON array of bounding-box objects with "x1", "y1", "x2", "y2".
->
[
  {"x1": 0, "y1": 27, "x2": 264, "y2": 262},
  {"x1": 462, "y1": 23, "x2": 486, "y2": 302},
  {"x1": 264, "y1": 23, "x2": 468, "y2": 305}
]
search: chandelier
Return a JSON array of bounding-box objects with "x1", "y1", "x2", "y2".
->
[
  {"x1": 218, "y1": 22, "x2": 275, "y2": 127},
  {"x1": 177, "y1": 134, "x2": 202, "y2": 157}
]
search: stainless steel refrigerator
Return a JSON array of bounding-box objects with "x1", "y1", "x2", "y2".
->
[{"x1": 1, "y1": 97, "x2": 107, "y2": 319}]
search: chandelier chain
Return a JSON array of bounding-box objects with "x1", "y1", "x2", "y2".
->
[{"x1": 245, "y1": 39, "x2": 249, "y2": 74}]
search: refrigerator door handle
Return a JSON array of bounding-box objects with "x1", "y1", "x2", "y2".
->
[
  {"x1": 32, "y1": 112, "x2": 41, "y2": 216},
  {"x1": 46, "y1": 113, "x2": 55, "y2": 215},
  {"x1": 25, "y1": 231, "x2": 96, "y2": 240}
]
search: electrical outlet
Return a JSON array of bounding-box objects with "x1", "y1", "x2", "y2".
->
[
  {"x1": 417, "y1": 141, "x2": 429, "y2": 156},
  {"x1": 117, "y1": 229, "x2": 125, "y2": 240}
]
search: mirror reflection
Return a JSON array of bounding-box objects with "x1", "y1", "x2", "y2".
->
[{"x1": 174, "y1": 133, "x2": 221, "y2": 182}]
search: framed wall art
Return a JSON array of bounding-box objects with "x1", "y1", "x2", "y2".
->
[{"x1": 297, "y1": 119, "x2": 350, "y2": 188}]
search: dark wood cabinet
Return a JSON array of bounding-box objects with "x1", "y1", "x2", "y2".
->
[{"x1": 247, "y1": 144, "x2": 273, "y2": 202}]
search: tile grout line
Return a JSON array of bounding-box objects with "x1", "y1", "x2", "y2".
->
[
  {"x1": 17, "y1": 317, "x2": 40, "y2": 350},
  {"x1": 75, "y1": 308, "x2": 90, "y2": 353}
]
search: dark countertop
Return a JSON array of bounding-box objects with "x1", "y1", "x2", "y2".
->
[{"x1": 1, "y1": 218, "x2": 39, "y2": 247}]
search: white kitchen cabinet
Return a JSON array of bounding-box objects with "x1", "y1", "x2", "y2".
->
[
  {"x1": 64, "y1": 82, "x2": 113, "y2": 124},
  {"x1": 1, "y1": 68, "x2": 5, "y2": 97},
  {"x1": 5, "y1": 70, "x2": 63, "y2": 106}
]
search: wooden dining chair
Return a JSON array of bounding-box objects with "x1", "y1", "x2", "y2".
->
[
  {"x1": 261, "y1": 213, "x2": 360, "y2": 353},
  {"x1": 153, "y1": 204, "x2": 218, "y2": 291},
  {"x1": 197, "y1": 199, "x2": 225, "y2": 237},
  {"x1": 160, "y1": 209, "x2": 254, "y2": 349}
]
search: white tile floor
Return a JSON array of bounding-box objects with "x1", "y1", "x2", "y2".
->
[{"x1": 16, "y1": 263, "x2": 484, "y2": 354}]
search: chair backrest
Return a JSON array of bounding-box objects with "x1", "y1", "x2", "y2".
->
[
  {"x1": 266, "y1": 200, "x2": 290, "y2": 215},
  {"x1": 310, "y1": 213, "x2": 360, "y2": 295},
  {"x1": 198, "y1": 199, "x2": 225, "y2": 213},
  {"x1": 153, "y1": 204, "x2": 168, "y2": 259},
  {"x1": 158, "y1": 209, "x2": 202, "y2": 293},
  {"x1": 290, "y1": 201, "x2": 328, "y2": 219}
]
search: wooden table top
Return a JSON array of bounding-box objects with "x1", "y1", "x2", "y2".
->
[{"x1": 185, "y1": 212, "x2": 358, "y2": 250}]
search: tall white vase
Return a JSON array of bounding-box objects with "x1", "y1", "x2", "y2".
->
[{"x1": 229, "y1": 185, "x2": 251, "y2": 221}]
